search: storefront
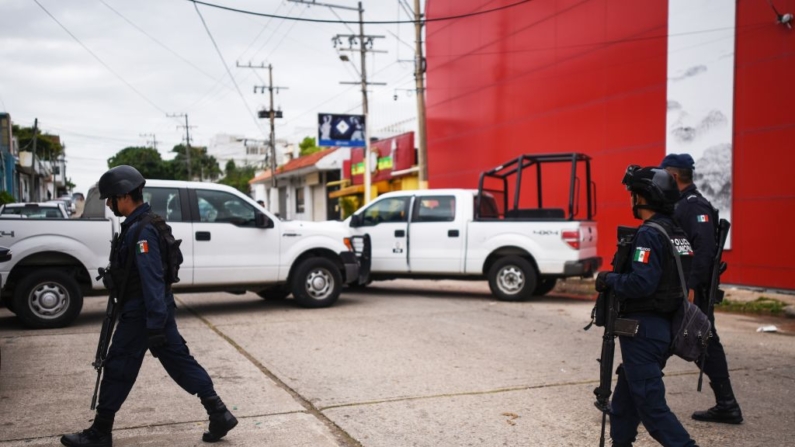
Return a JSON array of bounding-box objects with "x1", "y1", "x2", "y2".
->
[{"x1": 331, "y1": 132, "x2": 419, "y2": 217}]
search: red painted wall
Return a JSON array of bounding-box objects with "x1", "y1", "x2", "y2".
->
[{"x1": 425, "y1": 0, "x2": 795, "y2": 289}]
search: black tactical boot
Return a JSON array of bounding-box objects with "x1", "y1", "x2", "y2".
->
[
  {"x1": 60, "y1": 413, "x2": 114, "y2": 447},
  {"x1": 200, "y1": 395, "x2": 238, "y2": 442},
  {"x1": 692, "y1": 379, "x2": 743, "y2": 424}
]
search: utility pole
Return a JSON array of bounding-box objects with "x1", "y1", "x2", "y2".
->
[
  {"x1": 139, "y1": 133, "x2": 158, "y2": 150},
  {"x1": 167, "y1": 113, "x2": 195, "y2": 180},
  {"x1": 294, "y1": 0, "x2": 386, "y2": 203},
  {"x1": 32, "y1": 118, "x2": 39, "y2": 201},
  {"x1": 242, "y1": 62, "x2": 288, "y2": 187},
  {"x1": 413, "y1": 0, "x2": 429, "y2": 189}
]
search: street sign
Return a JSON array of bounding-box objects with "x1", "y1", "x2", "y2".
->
[{"x1": 318, "y1": 113, "x2": 365, "y2": 147}]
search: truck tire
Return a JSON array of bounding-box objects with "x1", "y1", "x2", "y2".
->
[
  {"x1": 257, "y1": 286, "x2": 291, "y2": 300},
  {"x1": 13, "y1": 269, "x2": 83, "y2": 329},
  {"x1": 488, "y1": 256, "x2": 537, "y2": 302},
  {"x1": 533, "y1": 278, "x2": 557, "y2": 296},
  {"x1": 291, "y1": 258, "x2": 342, "y2": 308}
]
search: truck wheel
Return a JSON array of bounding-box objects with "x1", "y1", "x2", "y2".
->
[
  {"x1": 13, "y1": 269, "x2": 83, "y2": 329},
  {"x1": 534, "y1": 278, "x2": 557, "y2": 296},
  {"x1": 257, "y1": 286, "x2": 291, "y2": 300},
  {"x1": 291, "y1": 258, "x2": 342, "y2": 308},
  {"x1": 488, "y1": 256, "x2": 537, "y2": 302}
]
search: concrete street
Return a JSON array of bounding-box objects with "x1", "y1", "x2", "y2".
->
[{"x1": 1, "y1": 280, "x2": 793, "y2": 446}]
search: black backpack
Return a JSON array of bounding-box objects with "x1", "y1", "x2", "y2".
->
[{"x1": 138, "y1": 212, "x2": 183, "y2": 286}]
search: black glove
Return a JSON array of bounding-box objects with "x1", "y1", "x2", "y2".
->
[
  {"x1": 595, "y1": 272, "x2": 610, "y2": 293},
  {"x1": 147, "y1": 329, "x2": 167, "y2": 356}
]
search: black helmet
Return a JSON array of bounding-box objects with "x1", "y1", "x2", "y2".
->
[
  {"x1": 622, "y1": 165, "x2": 679, "y2": 214},
  {"x1": 98, "y1": 165, "x2": 146, "y2": 199}
]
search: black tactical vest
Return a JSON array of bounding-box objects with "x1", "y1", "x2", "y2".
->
[
  {"x1": 110, "y1": 212, "x2": 182, "y2": 300},
  {"x1": 621, "y1": 219, "x2": 693, "y2": 315}
]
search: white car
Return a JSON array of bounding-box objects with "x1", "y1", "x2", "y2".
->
[{"x1": 0, "y1": 202, "x2": 69, "y2": 219}]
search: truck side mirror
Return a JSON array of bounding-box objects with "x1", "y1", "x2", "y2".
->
[
  {"x1": 350, "y1": 214, "x2": 363, "y2": 228},
  {"x1": 255, "y1": 212, "x2": 273, "y2": 228}
]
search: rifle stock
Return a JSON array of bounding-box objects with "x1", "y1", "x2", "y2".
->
[
  {"x1": 593, "y1": 226, "x2": 636, "y2": 447},
  {"x1": 697, "y1": 218, "x2": 731, "y2": 392}
]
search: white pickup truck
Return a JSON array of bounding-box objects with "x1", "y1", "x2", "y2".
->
[
  {"x1": 348, "y1": 153, "x2": 602, "y2": 301},
  {"x1": 0, "y1": 180, "x2": 359, "y2": 329}
]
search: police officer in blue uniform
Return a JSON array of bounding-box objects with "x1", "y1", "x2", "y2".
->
[
  {"x1": 661, "y1": 153, "x2": 743, "y2": 424},
  {"x1": 61, "y1": 166, "x2": 237, "y2": 447},
  {"x1": 595, "y1": 166, "x2": 699, "y2": 447}
]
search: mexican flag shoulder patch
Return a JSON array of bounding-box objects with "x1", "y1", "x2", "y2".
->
[
  {"x1": 136, "y1": 240, "x2": 149, "y2": 254},
  {"x1": 633, "y1": 247, "x2": 650, "y2": 263},
  {"x1": 697, "y1": 214, "x2": 709, "y2": 223}
]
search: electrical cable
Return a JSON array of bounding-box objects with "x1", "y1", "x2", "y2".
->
[
  {"x1": 185, "y1": 0, "x2": 533, "y2": 24},
  {"x1": 192, "y1": 2, "x2": 265, "y2": 136},
  {"x1": 98, "y1": 0, "x2": 222, "y2": 84},
  {"x1": 33, "y1": 0, "x2": 173, "y2": 118}
]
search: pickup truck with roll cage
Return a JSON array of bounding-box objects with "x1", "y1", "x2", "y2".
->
[
  {"x1": 348, "y1": 153, "x2": 602, "y2": 301},
  {"x1": 0, "y1": 180, "x2": 360, "y2": 329}
]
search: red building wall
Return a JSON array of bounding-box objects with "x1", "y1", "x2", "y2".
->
[{"x1": 425, "y1": 0, "x2": 795, "y2": 289}]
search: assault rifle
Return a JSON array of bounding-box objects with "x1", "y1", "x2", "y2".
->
[
  {"x1": 90, "y1": 232, "x2": 133, "y2": 410},
  {"x1": 589, "y1": 226, "x2": 636, "y2": 447},
  {"x1": 697, "y1": 218, "x2": 731, "y2": 392}
]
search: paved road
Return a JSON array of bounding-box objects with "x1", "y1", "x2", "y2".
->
[{"x1": 1, "y1": 280, "x2": 793, "y2": 446}]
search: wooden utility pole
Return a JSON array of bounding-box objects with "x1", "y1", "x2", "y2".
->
[
  {"x1": 168, "y1": 113, "x2": 195, "y2": 180},
  {"x1": 248, "y1": 62, "x2": 288, "y2": 187},
  {"x1": 32, "y1": 118, "x2": 39, "y2": 201},
  {"x1": 413, "y1": 0, "x2": 428, "y2": 189}
]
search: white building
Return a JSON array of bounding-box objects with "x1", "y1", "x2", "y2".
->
[
  {"x1": 207, "y1": 134, "x2": 290, "y2": 171},
  {"x1": 249, "y1": 147, "x2": 348, "y2": 221}
]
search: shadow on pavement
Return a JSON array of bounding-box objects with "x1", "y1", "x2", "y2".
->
[{"x1": 344, "y1": 284, "x2": 593, "y2": 304}]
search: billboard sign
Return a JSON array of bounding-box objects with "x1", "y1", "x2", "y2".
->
[{"x1": 318, "y1": 113, "x2": 366, "y2": 148}]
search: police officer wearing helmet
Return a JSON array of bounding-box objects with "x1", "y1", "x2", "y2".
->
[
  {"x1": 61, "y1": 166, "x2": 237, "y2": 447},
  {"x1": 595, "y1": 166, "x2": 698, "y2": 447},
  {"x1": 661, "y1": 153, "x2": 742, "y2": 424}
]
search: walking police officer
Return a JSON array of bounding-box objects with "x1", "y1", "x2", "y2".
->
[
  {"x1": 595, "y1": 166, "x2": 699, "y2": 447},
  {"x1": 661, "y1": 153, "x2": 743, "y2": 424},
  {"x1": 61, "y1": 166, "x2": 237, "y2": 447}
]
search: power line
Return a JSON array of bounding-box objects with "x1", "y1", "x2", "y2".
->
[
  {"x1": 183, "y1": 3, "x2": 303, "y2": 114},
  {"x1": 98, "y1": 0, "x2": 223, "y2": 85},
  {"x1": 192, "y1": 2, "x2": 264, "y2": 137},
  {"x1": 185, "y1": 0, "x2": 533, "y2": 24},
  {"x1": 33, "y1": 0, "x2": 171, "y2": 116}
]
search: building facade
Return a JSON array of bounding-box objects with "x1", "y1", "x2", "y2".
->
[{"x1": 425, "y1": 0, "x2": 795, "y2": 289}]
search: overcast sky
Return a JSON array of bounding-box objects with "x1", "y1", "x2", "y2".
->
[{"x1": 1, "y1": 0, "x2": 423, "y2": 195}]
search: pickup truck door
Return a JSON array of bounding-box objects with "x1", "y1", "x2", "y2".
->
[
  {"x1": 407, "y1": 194, "x2": 465, "y2": 274},
  {"x1": 143, "y1": 186, "x2": 194, "y2": 285},
  {"x1": 190, "y1": 188, "x2": 280, "y2": 285},
  {"x1": 351, "y1": 196, "x2": 411, "y2": 273}
]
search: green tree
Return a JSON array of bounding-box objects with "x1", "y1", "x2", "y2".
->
[
  {"x1": 168, "y1": 144, "x2": 222, "y2": 181},
  {"x1": 107, "y1": 146, "x2": 169, "y2": 179},
  {"x1": 217, "y1": 160, "x2": 256, "y2": 194},
  {"x1": 299, "y1": 136, "x2": 322, "y2": 157},
  {"x1": 12, "y1": 124, "x2": 65, "y2": 161}
]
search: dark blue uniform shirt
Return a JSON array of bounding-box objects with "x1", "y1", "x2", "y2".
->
[
  {"x1": 118, "y1": 203, "x2": 172, "y2": 330},
  {"x1": 605, "y1": 214, "x2": 673, "y2": 300},
  {"x1": 673, "y1": 184, "x2": 716, "y2": 291}
]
